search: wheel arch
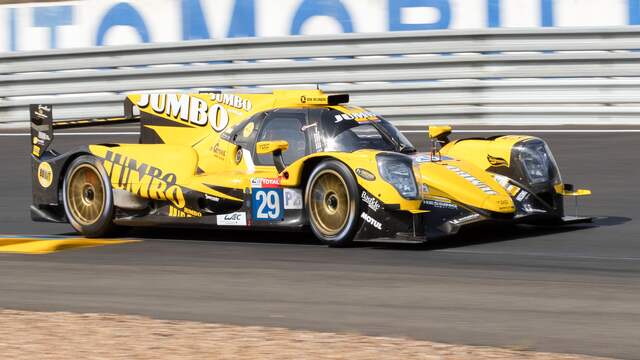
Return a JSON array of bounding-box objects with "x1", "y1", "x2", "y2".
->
[{"x1": 55, "y1": 151, "x2": 95, "y2": 203}]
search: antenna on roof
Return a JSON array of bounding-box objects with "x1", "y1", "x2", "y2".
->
[{"x1": 316, "y1": 83, "x2": 320, "y2": 90}]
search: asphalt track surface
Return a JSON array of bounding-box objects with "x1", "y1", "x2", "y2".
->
[{"x1": 1, "y1": 125, "x2": 639, "y2": 359}]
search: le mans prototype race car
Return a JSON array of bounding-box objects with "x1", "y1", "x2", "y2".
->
[{"x1": 30, "y1": 90, "x2": 591, "y2": 246}]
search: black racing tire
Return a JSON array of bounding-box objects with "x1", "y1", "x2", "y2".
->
[
  {"x1": 62, "y1": 155, "x2": 116, "y2": 237},
  {"x1": 305, "y1": 160, "x2": 360, "y2": 247}
]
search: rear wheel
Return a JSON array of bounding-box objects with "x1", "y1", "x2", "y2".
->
[
  {"x1": 305, "y1": 160, "x2": 360, "y2": 247},
  {"x1": 62, "y1": 155, "x2": 116, "y2": 237}
]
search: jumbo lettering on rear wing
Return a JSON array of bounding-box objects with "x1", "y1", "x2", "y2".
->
[{"x1": 29, "y1": 99, "x2": 139, "y2": 158}]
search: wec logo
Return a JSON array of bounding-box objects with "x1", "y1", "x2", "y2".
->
[
  {"x1": 224, "y1": 213, "x2": 243, "y2": 221},
  {"x1": 216, "y1": 212, "x2": 247, "y2": 226}
]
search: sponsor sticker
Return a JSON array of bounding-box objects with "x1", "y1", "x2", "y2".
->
[
  {"x1": 414, "y1": 154, "x2": 451, "y2": 163},
  {"x1": 450, "y1": 213, "x2": 480, "y2": 225},
  {"x1": 252, "y1": 188, "x2": 284, "y2": 221},
  {"x1": 284, "y1": 188, "x2": 303, "y2": 210},
  {"x1": 487, "y1": 154, "x2": 508, "y2": 167},
  {"x1": 211, "y1": 142, "x2": 226, "y2": 159},
  {"x1": 516, "y1": 190, "x2": 528, "y2": 202},
  {"x1": 361, "y1": 191, "x2": 381, "y2": 212},
  {"x1": 205, "y1": 194, "x2": 220, "y2": 202},
  {"x1": 137, "y1": 94, "x2": 230, "y2": 132},
  {"x1": 360, "y1": 212, "x2": 382, "y2": 230},
  {"x1": 169, "y1": 206, "x2": 202, "y2": 218},
  {"x1": 217, "y1": 212, "x2": 247, "y2": 226},
  {"x1": 423, "y1": 199, "x2": 457, "y2": 210},
  {"x1": 37, "y1": 162, "x2": 53, "y2": 188},
  {"x1": 446, "y1": 165, "x2": 497, "y2": 195},
  {"x1": 250, "y1": 177, "x2": 281, "y2": 188},
  {"x1": 211, "y1": 93, "x2": 253, "y2": 111},
  {"x1": 102, "y1": 150, "x2": 186, "y2": 208},
  {"x1": 242, "y1": 122, "x2": 255, "y2": 137},
  {"x1": 355, "y1": 168, "x2": 375, "y2": 181},
  {"x1": 334, "y1": 111, "x2": 378, "y2": 123},
  {"x1": 235, "y1": 148, "x2": 243, "y2": 164}
]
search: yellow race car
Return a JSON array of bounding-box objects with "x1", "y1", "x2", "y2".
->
[{"x1": 30, "y1": 90, "x2": 591, "y2": 246}]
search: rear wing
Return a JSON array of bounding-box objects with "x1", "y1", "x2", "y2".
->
[{"x1": 30, "y1": 100, "x2": 139, "y2": 158}]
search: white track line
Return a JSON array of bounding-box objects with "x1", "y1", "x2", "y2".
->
[
  {"x1": 1, "y1": 130, "x2": 640, "y2": 136},
  {"x1": 436, "y1": 249, "x2": 640, "y2": 261},
  {"x1": 402, "y1": 129, "x2": 640, "y2": 133},
  {"x1": 0, "y1": 132, "x2": 139, "y2": 136}
]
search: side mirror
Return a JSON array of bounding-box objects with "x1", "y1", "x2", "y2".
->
[
  {"x1": 427, "y1": 126, "x2": 452, "y2": 158},
  {"x1": 256, "y1": 140, "x2": 289, "y2": 173},
  {"x1": 428, "y1": 125, "x2": 452, "y2": 141}
]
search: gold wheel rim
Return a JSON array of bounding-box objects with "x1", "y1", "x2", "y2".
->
[
  {"x1": 309, "y1": 170, "x2": 350, "y2": 237},
  {"x1": 67, "y1": 164, "x2": 105, "y2": 226}
]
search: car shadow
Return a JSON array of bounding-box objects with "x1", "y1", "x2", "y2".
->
[
  {"x1": 93, "y1": 215, "x2": 630, "y2": 251},
  {"x1": 365, "y1": 216, "x2": 631, "y2": 251}
]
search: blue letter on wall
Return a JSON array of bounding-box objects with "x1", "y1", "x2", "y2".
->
[
  {"x1": 228, "y1": 0, "x2": 255, "y2": 37},
  {"x1": 629, "y1": 0, "x2": 640, "y2": 24},
  {"x1": 487, "y1": 0, "x2": 500, "y2": 27},
  {"x1": 389, "y1": 0, "x2": 450, "y2": 31},
  {"x1": 8, "y1": 8, "x2": 17, "y2": 51},
  {"x1": 181, "y1": 0, "x2": 210, "y2": 40},
  {"x1": 33, "y1": 5, "x2": 73, "y2": 49},
  {"x1": 291, "y1": 0, "x2": 353, "y2": 35},
  {"x1": 96, "y1": 2, "x2": 150, "y2": 46},
  {"x1": 541, "y1": 0, "x2": 554, "y2": 27}
]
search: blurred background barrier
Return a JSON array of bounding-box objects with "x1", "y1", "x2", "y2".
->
[{"x1": 3, "y1": 27, "x2": 640, "y2": 125}]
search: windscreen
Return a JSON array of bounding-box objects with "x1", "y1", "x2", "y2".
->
[{"x1": 320, "y1": 109, "x2": 414, "y2": 153}]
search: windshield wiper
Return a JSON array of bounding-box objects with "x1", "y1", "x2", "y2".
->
[
  {"x1": 368, "y1": 120, "x2": 414, "y2": 153},
  {"x1": 399, "y1": 144, "x2": 417, "y2": 154}
]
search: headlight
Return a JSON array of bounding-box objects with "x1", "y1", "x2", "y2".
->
[
  {"x1": 513, "y1": 139, "x2": 561, "y2": 186},
  {"x1": 376, "y1": 154, "x2": 418, "y2": 199}
]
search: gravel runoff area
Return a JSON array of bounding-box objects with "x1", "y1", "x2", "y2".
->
[{"x1": 0, "y1": 309, "x2": 614, "y2": 360}]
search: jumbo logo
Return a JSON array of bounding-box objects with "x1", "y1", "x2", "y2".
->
[
  {"x1": 102, "y1": 150, "x2": 186, "y2": 208},
  {"x1": 211, "y1": 93, "x2": 253, "y2": 111},
  {"x1": 334, "y1": 111, "x2": 378, "y2": 123},
  {"x1": 137, "y1": 94, "x2": 233, "y2": 132}
]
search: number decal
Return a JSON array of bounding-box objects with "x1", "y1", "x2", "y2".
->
[{"x1": 252, "y1": 188, "x2": 284, "y2": 221}]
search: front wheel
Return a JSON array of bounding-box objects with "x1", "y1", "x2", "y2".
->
[
  {"x1": 62, "y1": 155, "x2": 116, "y2": 237},
  {"x1": 305, "y1": 160, "x2": 360, "y2": 247}
]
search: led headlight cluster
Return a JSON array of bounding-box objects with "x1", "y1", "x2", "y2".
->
[
  {"x1": 376, "y1": 154, "x2": 419, "y2": 199},
  {"x1": 513, "y1": 139, "x2": 561, "y2": 186}
]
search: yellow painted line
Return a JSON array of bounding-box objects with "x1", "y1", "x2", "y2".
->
[{"x1": 0, "y1": 237, "x2": 140, "y2": 255}]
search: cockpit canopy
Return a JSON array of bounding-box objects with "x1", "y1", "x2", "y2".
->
[{"x1": 224, "y1": 107, "x2": 415, "y2": 167}]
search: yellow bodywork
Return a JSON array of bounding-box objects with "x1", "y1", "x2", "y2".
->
[
  {"x1": 85, "y1": 90, "x2": 522, "y2": 217},
  {"x1": 439, "y1": 133, "x2": 591, "y2": 198}
]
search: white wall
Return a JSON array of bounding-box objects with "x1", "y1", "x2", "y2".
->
[{"x1": 0, "y1": 0, "x2": 636, "y2": 52}]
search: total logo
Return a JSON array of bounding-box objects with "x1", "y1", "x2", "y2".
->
[
  {"x1": 360, "y1": 212, "x2": 382, "y2": 230},
  {"x1": 251, "y1": 177, "x2": 281, "y2": 188},
  {"x1": 361, "y1": 191, "x2": 381, "y2": 212}
]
